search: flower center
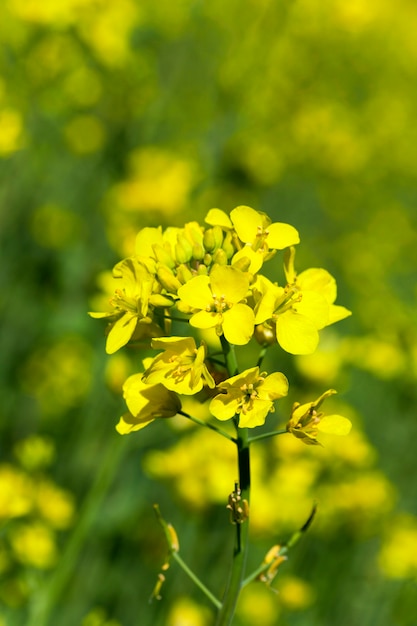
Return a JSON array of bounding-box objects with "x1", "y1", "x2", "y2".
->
[{"x1": 207, "y1": 293, "x2": 230, "y2": 314}]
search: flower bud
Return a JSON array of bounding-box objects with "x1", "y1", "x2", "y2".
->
[
  {"x1": 197, "y1": 264, "x2": 208, "y2": 276},
  {"x1": 152, "y1": 244, "x2": 175, "y2": 269},
  {"x1": 192, "y1": 243, "x2": 205, "y2": 261},
  {"x1": 254, "y1": 323, "x2": 276, "y2": 346},
  {"x1": 176, "y1": 263, "x2": 194, "y2": 284},
  {"x1": 212, "y1": 248, "x2": 228, "y2": 266},
  {"x1": 203, "y1": 252, "x2": 212, "y2": 266},
  {"x1": 222, "y1": 231, "x2": 236, "y2": 259},
  {"x1": 157, "y1": 265, "x2": 182, "y2": 293},
  {"x1": 175, "y1": 235, "x2": 193, "y2": 264},
  {"x1": 203, "y1": 228, "x2": 216, "y2": 252}
]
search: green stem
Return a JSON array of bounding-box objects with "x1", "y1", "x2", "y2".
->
[
  {"x1": 241, "y1": 503, "x2": 317, "y2": 588},
  {"x1": 256, "y1": 346, "x2": 268, "y2": 368},
  {"x1": 219, "y1": 335, "x2": 238, "y2": 376},
  {"x1": 248, "y1": 428, "x2": 288, "y2": 443},
  {"x1": 216, "y1": 427, "x2": 250, "y2": 626},
  {"x1": 178, "y1": 410, "x2": 237, "y2": 443},
  {"x1": 172, "y1": 552, "x2": 222, "y2": 610}
]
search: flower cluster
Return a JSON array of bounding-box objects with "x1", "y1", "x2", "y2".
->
[{"x1": 90, "y1": 205, "x2": 351, "y2": 434}]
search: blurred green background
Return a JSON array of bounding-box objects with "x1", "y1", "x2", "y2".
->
[{"x1": 1, "y1": 1, "x2": 417, "y2": 625}]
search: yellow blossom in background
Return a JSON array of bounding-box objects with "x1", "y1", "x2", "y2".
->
[
  {"x1": 13, "y1": 435, "x2": 55, "y2": 471},
  {"x1": 0, "y1": 466, "x2": 32, "y2": 520},
  {"x1": 0, "y1": 108, "x2": 24, "y2": 155},
  {"x1": 143, "y1": 337, "x2": 215, "y2": 395},
  {"x1": 34, "y1": 481, "x2": 74, "y2": 529},
  {"x1": 10, "y1": 522, "x2": 57, "y2": 569},
  {"x1": 210, "y1": 366, "x2": 288, "y2": 428},
  {"x1": 379, "y1": 514, "x2": 417, "y2": 579}
]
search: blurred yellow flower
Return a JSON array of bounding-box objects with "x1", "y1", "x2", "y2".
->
[
  {"x1": 0, "y1": 108, "x2": 24, "y2": 155},
  {"x1": 0, "y1": 466, "x2": 32, "y2": 520},
  {"x1": 10, "y1": 522, "x2": 57, "y2": 569}
]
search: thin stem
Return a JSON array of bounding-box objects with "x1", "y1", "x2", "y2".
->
[
  {"x1": 248, "y1": 428, "x2": 288, "y2": 443},
  {"x1": 172, "y1": 552, "x2": 222, "y2": 610},
  {"x1": 215, "y1": 427, "x2": 250, "y2": 626},
  {"x1": 220, "y1": 334, "x2": 239, "y2": 376},
  {"x1": 256, "y1": 346, "x2": 268, "y2": 368},
  {"x1": 241, "y1": 503, "x2": 317, "y2": 588},
  {"x1": 178, "y1": 410, "x2": 237, "y2": 443},
  {"x1": 241, "y1": 545, "x2": 289, "y2": 588}
]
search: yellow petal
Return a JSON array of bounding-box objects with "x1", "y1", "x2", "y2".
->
[
  {"x1": 106, "y1": 313, "x2": 137, "y2": 354},
  {"x1": 295, "y1": 291, "x2": 329, "y2": 330},
  {"x1": 276, "y1": 311, "x2": 319, "y2": 355},
  {"x1": 230, "y1": 205, "x2": 261, "y2": 243},
  {"x1": 135, "y1": 226, "x2": 163, "y2": 257},
  {"x1": 266, "y1": 222, "x2": 300, "y2": 249},
  {"x1": 232, "y1": 247, "x2": 264, "y2": 274},
  {"x1": 209, "y1": 393, "x2": 239, "y2": 420},
  {"x1": 238, "y1": 400, "x2": 272, "y2": 427},
  {"x1": 177, "y1": 275, "x2": 212, "y2": 309},
  {"x1": 210, "y1": 265, "x2": 249, "y2": 303},
  {"x1": 297, "y1": 268, "x2": 337, "y2": 303},
  {"x1": 205, "y1": 208, "x2": 232, "y2": 229},
  {"x1": 223, "y1": 305, "x2": 255, "y2": 345},
  {"x1": 318, "y1": 415, "x2": 352, "y2": 436},
  {"x1": 260, "y1": 372, "x2": 289, "y2": 400},
  {"x1": 189, "y1": 310, "x2": 220, "y2": 329},
  {"x1": 328, "y1": 304, "x2": 352, "y2": 325},
  {"x1": 116, "y1": 412, "x2": 154, "y2": 434}
]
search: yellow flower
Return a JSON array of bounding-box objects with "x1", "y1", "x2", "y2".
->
[
  {"x1": 254, "y1": 247, "x2": 351, "y2": 355},
  {"x1": 286, "y1": 389, "x2": 352, "y2": 445},
  {"x1": 89, "y1": 257, "x2": 171, "y2": 354},
  {"x1": 210, "y1": 367, "x2": 289, "y2": 428},
  {"x1": 116, "y1": 365, "x2": 181, "y2": 434},
  {"x1": 142, "y1": 337, "x2": 215, "y2": 395},
  {"x1": 177, "y1": 265, "x2": 255, "y2": 345},
  {"x1": 230, "y1": 205, "x2": 300, "y2": 273}
]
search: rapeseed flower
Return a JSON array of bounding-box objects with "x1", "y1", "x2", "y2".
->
[
  {"x1": 286, "y1": 389, "x2": 351, "y2": 445},
  {"x1": 210, "y1": 366, "x2": 289, "y2": 428},
  {"x1": 254, "y1": 247, "x2": 351, "y2": 355},
  {"x1": 116, "y1": 362, "x2": 181, "y2": 434},
  {"x1": 177, "y1": 265, "x2": 255, "y2": 345},
  {"x1": 89, "y1": 257, "x2": 171, "y2": 354},
  {"x1": 142, "y1": 337, "x2": 215, "y2": 395},
  {"x1": 205, "y1": 205, "x2": 299, "y2": 273}
]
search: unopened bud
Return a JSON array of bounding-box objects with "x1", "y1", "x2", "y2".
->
[
  {"x1": 222, "y1": 232, "x2": 236, "y2": 259},
  {"x1": 157, "y1": 266, "x2": 182, "y2": 293},
  {"x1": 192, "y1": 243, "x2": 205, "y2": 261},
  {"x1": 254, "y1": 323, "x2": 276, "y2": 346},
  {"x1": 175, "y1": 235, "x2": 193, "y2": 264},
  {"x1": 152, "y1": 244, "x2": 175, "y2": 269},
  {"x1": 212, "y1": 248, "x2": 228, "y2": 265},
  {"x1": 176, "y1": 263, "x2": 194, "y2": 284},
  {"x1": 197, "y1": 264, "x2": 208, "y2": 276},
  {"x1": 203, "y1": 228, "x2": 216, "y2": 252}
]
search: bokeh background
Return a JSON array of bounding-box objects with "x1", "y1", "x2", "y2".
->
[{"x1": 1, "y1": 1, "x2": 417, "y2": 625}]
